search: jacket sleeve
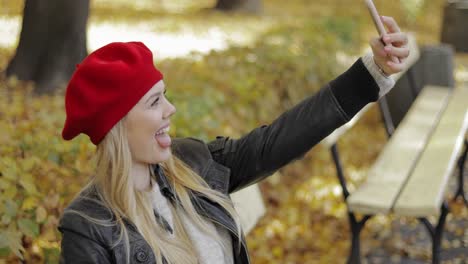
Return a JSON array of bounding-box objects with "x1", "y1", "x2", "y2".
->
[
  {"x1": 59, "y1": 229, "x2": 112, "y2": 264},
  {"x1": 207, "y1": 58, "x2": 380, "y2": 193}
]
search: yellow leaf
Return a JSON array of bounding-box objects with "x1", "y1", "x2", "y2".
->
[
  {"x1": 44, "y1": 194, "x2": 60, "y2": 209},
  {"x1": 19, "y1": 178, "x2": 38, "y2": 195},
  {"x1": 3, "y1": 229, "x2": 25, "y2": 260},
  {"x1": 4, "y1": 187, "x2": 17, "y2": 199},
  {"x1": 2, "y1": 162, "x2": 18, "y2": 181},
  {"x1": 22, "y1": 196, "x2": 38, "y2": 210},
  {"x1": 272, "y1": 246, "x2": 283, "y2": 258},
  {"x1": 36, "y1": 206, "x2": 47, "y2": 223},
  {"x1": 21, "y1": 158, "x2": 36, "y2": 172},
  {"x1": 0, "y1": 177, "x2": 12, "y2": 190}
]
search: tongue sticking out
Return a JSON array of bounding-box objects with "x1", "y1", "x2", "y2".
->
[{"x1": 156, "y1": 133, "x2": 171, "y2": 148}]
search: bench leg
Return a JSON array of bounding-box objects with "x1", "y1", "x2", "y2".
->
[
  {"x1": 329, "y1": 144, "x2": 373, "y2": 263},
  {"x1": 453, "y1": 139, "x2": 467, "y2": 205},
  {"x1": 418, "y1": 202, "x2": 449, "y2": 264},
  {"x1": 330, "y1": 144, "x2": 350, "y2": 199},
  {"x1": 347, "y1": 213, "x2": 372, "y2": 264},
  {"x1": 378, "y1": 97, "x2": 395, "y2": 138}
]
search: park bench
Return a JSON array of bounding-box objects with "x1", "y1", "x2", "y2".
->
[{"x1": 322, "y1": 36, "x2": 468, "y2": 264}]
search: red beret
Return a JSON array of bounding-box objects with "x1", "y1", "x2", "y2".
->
[{"x1": 62, "y1": 42, "x2": 163, "y2": 145}]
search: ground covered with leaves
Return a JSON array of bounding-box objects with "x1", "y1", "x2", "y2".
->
[{"x1": 1, "y1": 0, "x2": 466, "y2": 263}]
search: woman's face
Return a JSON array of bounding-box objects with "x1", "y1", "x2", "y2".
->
[{"x1": 125, "y1": 80, "x2": 176, "y2": 165}]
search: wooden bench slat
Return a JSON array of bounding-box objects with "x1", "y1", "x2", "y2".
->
[
  {"x1": 393, "y1": 86, "x2": 468, "y2": 216},
  {"x1": 347, "y1": 86, "x2": 451, "y2": 214}
]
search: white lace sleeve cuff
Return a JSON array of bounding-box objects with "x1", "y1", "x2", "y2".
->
[{"x1": 362, "y1": 52, "x2": 395, "y2": 98}]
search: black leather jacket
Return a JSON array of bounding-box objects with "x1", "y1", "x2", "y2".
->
[{"x1": 58, "y1": 58, "x2": 380, "y2": 263}]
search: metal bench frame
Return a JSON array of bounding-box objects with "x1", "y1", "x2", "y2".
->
[{"x1": 328, "y1": 65, "x2": 467, "y2": 264}]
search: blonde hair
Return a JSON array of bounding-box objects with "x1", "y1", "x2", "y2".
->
[{"x1": 68, "y1": 119, "x2": 242, "y2": 263}]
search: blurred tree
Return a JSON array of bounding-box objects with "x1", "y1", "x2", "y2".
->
[
  {"x1": 215, "y1": 0, "x2": 262, "y2": 13},
  {"x1": 6, "y1": 0, "x2": 89, "y2": 94}
]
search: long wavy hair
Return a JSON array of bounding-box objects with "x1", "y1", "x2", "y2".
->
[{"x1": 67, "y1": 119, "x2": 242, "y2": 263}]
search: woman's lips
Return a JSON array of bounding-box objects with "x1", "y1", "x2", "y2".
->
[{"x1": 155, "y1": 125, "x2": 171, "y2": 148}]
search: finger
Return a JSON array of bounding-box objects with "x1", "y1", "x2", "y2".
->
[
  {"x1": 399, "y1": 56, "x2": 407, "y2": 64},
  {"x1": 382, "y1": 33, "x2": 408, "y2": 46},
  {"x1": 383, "y1": 45, "x2": 410, "y2": 58},
  {"x1": 381, "y1": 16, "x2": 401, "y2": 33},
  {"x1": 370, "y1": 37, "x2": 387, "y2": 57},
  {"x1": 386, "y1": 60, "x2": 405, "y2": 72}
]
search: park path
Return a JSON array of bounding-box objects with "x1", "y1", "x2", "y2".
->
[{"x1": 0, "y1": 16, "x2": 269, "y2": 60}]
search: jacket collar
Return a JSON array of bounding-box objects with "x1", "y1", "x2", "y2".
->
[{"x1": 152, "y1": 164, "x2": 176, "y2": 202}]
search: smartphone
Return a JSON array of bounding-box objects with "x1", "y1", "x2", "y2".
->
[
  {"x1": 365, "y1": 0, "x2": 386, "y2": 36},
  {"x1": 364, "y1": 0, "x2": 400, "y2": 63}
]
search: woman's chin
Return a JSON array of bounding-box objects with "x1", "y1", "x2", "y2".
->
[{"x1": 153, "y1": 148, "x2": 172, "y2": 164}]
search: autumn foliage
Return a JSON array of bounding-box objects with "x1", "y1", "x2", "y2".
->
[
  {"x1": 2, "y1": 0, "x2": 465, "y2": 263},
  {"x1": 0, "y1": 15, "x2": 363, "y2": 262}
]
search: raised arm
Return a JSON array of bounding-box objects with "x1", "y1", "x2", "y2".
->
[
  {"x1": 208, "y1": 17, "x2": 409, "y2": 193},
  {"x1": 208, "y1": 58, "x2": 379, "y2": 193}
]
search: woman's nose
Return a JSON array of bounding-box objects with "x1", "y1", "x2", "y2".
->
[{"x1": 164, "y1": 99, "x2": 176, "y2": 119}]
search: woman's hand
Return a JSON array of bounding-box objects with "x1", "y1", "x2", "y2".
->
[{"x1": 370, "y1": 16, "x2": 410, "y2": 76}]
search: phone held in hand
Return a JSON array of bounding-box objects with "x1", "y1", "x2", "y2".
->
[
  {"x1": 364, "y1": 0, "x2": 386, "y2": 36},
  {"x1": 364, "y1": 0, "x2": 399, "y2": 63}
]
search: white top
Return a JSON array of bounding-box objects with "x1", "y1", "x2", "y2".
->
[{"x1": 150, "y1": 179, "x2": 234, "y2": 264}]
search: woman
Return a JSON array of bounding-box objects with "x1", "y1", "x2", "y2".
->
[{"x1": 58, "y1": 16, "x2": 409, "y2": 264}]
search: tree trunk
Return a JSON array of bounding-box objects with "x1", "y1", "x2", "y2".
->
[
  {"x1": 6, "y1": 0, "x2": 89, "y2": 94},
  {"x1": 215, "y1": 0, "x2": 262, "y2": 14}
]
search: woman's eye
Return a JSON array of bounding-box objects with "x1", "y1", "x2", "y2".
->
[{"x1": 151, "y1": 98, "x2": 160, "y2": 106}]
